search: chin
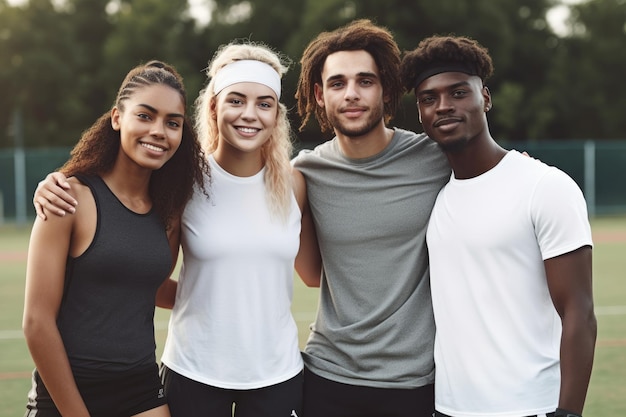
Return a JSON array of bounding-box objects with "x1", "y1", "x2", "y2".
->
[{"x1": 436, "y1": 138, "x2": 468, "y2": 153}]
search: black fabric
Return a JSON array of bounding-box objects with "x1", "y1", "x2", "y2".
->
[
  {"x1": 161, "y1": 365, "x2": 304, "y2": 417},
  {"x1": 57, "y1": 175, "x2": 172, "y2": 371},
  {"x1": 302, "y1": 366, "x2": 434, "y2": 417},
  {"x1": 25, "y1": 364, "x2": 167, "y2": 417}
]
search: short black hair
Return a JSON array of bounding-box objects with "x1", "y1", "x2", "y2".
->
[{"x1": 401, "y1": 35, "x2": 494, "y2": 93}]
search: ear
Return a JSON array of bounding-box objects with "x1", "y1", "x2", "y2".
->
[
  {"x1": 483, "y1": 86, "x2": 492, "y2": 112},
  {"x1": 209, "y1": 98, "x2": 218, "y2": 120},
  {"x1": 111, "y1": 107, "x2": 121, "y2": 131},
  {"x1": 314, "y1": 83, "x2": 325, "y2": 108}
]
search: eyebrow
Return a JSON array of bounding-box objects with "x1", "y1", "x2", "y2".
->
[
  {"x1": 417, "y1": 80, "x2": 472, "y2": 96},
  {"x1": 325, "y1": 71, "x2": 379, "y2": 83},
  {"x1": 137, "y1": 103, "x2": 184, "y2": 119},
  {"x1": 226, "y1": 90, "x2": 276, "y2": 101}
]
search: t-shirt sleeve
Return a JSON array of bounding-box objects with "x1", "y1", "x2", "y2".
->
[{"x1": 531, "y1": 167, "x2": 593, "y2": 260}]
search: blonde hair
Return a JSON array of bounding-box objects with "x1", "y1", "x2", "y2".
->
[{"x1": 195, "y1": 41, "x2": 294, "y2": 221}]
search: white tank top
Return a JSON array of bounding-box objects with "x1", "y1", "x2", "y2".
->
[{"x1": 161, "y1": 155, "x2": 303, "y2": 389}]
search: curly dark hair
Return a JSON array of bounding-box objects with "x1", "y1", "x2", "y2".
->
[
  {"x1": 295, "y1": 19, "x2": 402, "y2": 133},
  {"x1": 401, "y1": 35, "x2": 494, "y2": 93},
  {"x1": 59, "y1": 60, "x2": 209, "y2": 229}
]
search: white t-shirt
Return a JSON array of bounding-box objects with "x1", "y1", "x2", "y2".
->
[
  {"x1": 161, "y1": 155, "x2": 303, "y2": 389},
  {"x1": 427, "y1": 150, "x2": 592, "y2": 417}
]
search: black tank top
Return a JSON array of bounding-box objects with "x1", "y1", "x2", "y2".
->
[{"x1": 57, "y1": 175, "x2": 172, "y2": 372}]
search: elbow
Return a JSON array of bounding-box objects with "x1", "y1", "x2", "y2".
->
[
  {"x1": 587, "y1": 308, "x2": 598, "y2": 342},
  {"x1": 297, "y1": 270, "x2": 322, "y2": 288},
  {"x1": 22, "y1": 313, "x2": 49, "y2": 345}
]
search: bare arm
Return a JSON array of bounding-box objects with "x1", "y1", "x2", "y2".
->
[
  {"x1": 23, "y1": 192, "x2": 90, "y2": 416},
  {"x1": 33, "y1": 172, "x2": 78, "y2": 220},
  {"x1": 156, "y1": 215, "x2": 181, "y2": 309},
  {"x1": 292, "y1": 167, "x2": 321, "y2": 287},
  {"x1": 545, "y1": 245, "x2": 597, "y2": 415}
]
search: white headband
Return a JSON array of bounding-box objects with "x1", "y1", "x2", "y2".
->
[{"x1": 212, "y1": 60, "x2": 281, "y2": 99}]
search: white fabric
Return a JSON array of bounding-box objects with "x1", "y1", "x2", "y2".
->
[
  {"x1": 161, "y1": 155, "x2": 303, "y2": 389},
  {"x1": 427, "y1": 150, "x2": 592, "y2": 417},
  {"x1": 213, "y1": 59, "x2": 281, "y2": 98}
]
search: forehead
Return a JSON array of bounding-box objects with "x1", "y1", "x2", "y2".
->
[
  {"x1": 321, "y1": 50, "x2": 379, "y2": 80},
  {"x1": 127, "y1": 84, "x2": 185, "y2": 113},
  {"x1": 417, "y1": 71, "x2": 481, "y2": 93}
]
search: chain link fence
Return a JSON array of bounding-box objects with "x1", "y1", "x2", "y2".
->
[{"x1": 1, "y1": 140, "x2": 626, "y2": 224}]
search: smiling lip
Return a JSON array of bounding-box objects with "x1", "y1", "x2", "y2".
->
[
  {"x1": 341, "y1": 106, "x2": 367, "y2": 115},
  {"x1": 236, "y1": 126, "x2": 260, "y2": 135},
  {"x1": 434, "y1": 117, "x2": 463, "y2": 128},
  {"x1": 140, "y1": 142, "x2": 167, "y2": 152}
]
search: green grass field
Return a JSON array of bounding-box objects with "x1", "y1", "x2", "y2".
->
[{"x1": 1, "y1": 216, "x2": 625, "y2": 416}]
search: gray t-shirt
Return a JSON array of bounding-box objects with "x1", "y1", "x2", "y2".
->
[{"x1": 293, "y1": 128, "x2": 450, "y2": 388}]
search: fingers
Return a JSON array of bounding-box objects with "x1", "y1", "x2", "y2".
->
[
  {"x1": 34, "y1": 202, "x2": 47, "y2": 221},
  {"x1": 33, "y1": 189, "x2": 76, "y2": 217},
  {"x1": 49, "y1": 172, "x2": 71, "y2": 190},
  {"x1": 32, "y1": 173, "x2": 77, "y2": 219}
]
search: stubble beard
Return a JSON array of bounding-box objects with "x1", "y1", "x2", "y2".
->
[{"x1": 328, "y1": 104, "x2": 384, "y2": 138}]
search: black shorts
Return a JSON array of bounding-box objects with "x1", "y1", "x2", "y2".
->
[
  {"x1": 25, "y1": 363, "x2": 167, "y2": 417},
  {"x1": 160, "y1": 364, "x2": 303, "y2": 417},
  {"x1": 302, "y1": 366, "x2": 434, "y2": 417}
]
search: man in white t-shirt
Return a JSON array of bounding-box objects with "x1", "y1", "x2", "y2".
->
[{"x1": 400, "y1": 35, "x2": 597, "y2": 417}]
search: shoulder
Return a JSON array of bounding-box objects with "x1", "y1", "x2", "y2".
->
[
  {"x1": 67, "y1": 176, "x2": 94, "y2": 203},
  {"x1": 393, "y1": 128, "x2": 445, "y2": 158},
  {"x1": 292, "y1": 139, "x2": 337, "y2": 167},
  {"x1": 509, "y1": 151, "x2": 579, "y2": 189}
]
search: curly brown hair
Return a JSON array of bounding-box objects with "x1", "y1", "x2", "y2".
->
[
  {"x1": 401, "y1": 35, "x2": 494, "y2": 93},
  {"x1": 59, "y1": 60, "x2": 209, "y2": 228},
  {"x1": 295, "y1": 19, "x2": 402, "y2": 133}
]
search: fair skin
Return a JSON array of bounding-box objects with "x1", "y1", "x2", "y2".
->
[
  {"x1": 23, "y1": 84, "x2": 183, "y2": 417},
  {"x1": 154, "y1": 80, "x2": 322, "y2": 306},
  {"x1": 417, "y1": 70, "x2": 597, "y2": 414},
  {"x1": 212, "y1": 81, "x2": 320, "y2": 286},
  {"x1": 314, "y1": 50, "x2": 394, "y2": 159}
]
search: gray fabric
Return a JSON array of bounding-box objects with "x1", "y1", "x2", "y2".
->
[
  {"x1": 57, "y1": 175, "x2": 172, "y2": 372},
  {"x1": 293, "y1": 128, "x2": 450, "y2": 388}
]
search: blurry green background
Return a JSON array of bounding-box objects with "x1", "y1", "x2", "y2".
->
[{"x1": 2, "y1": 0, "x2": 626, "y2": 149}]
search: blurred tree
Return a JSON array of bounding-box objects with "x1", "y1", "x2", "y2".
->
[
  {"x1": 544, "y1": 0, "x2": 626, "y2": 139},
  {"x1": 0, "y1": 0, "x2": 78, "y2": 147},
  {"x1": 102, "y1": 0, "x2": 201, "y2": 105},
  {"x1": 0, "y1": 0, "x2": 623, "y2": 149}
]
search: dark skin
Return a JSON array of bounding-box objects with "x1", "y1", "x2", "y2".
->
[{"x1": 417, "y1": 71, "x2": 597, "y2": 415}]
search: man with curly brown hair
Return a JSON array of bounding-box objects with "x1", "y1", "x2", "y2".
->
[
  {"x1": 293, "y1": 19, "x2": 450, "y2": 417},
  {"x1": 401, "y1": 35, "x2": 596, "y2": 417}
]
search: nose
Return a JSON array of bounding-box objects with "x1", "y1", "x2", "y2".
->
[
  {"x1": 436, "y1": 95, "x2": 454, "y2": 113},
  {"x1": 150, "y1": 121, "x2": 166, "y2": 138},
  {"x1": 241, "y1": 102, "x2": 258, "y2": 120},
  {"x1": 344, "y1": 80, "x2": 359, "y2": 101}
]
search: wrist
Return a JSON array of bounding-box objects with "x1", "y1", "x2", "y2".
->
[{"x1": 555, "y1": 408, "x2": 582, "y2": 417}]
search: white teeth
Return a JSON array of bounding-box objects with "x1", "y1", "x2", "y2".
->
[
  {"x1": 141, "y1": 143, "x2": 165, "y2": 152},
  {"x1": 238, "y1": 127, "x2": 258, "y2": 133}
]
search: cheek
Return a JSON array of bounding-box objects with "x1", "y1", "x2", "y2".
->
[{"x1": 171, "y1": 132, "x2": 184, "y2": 151}]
